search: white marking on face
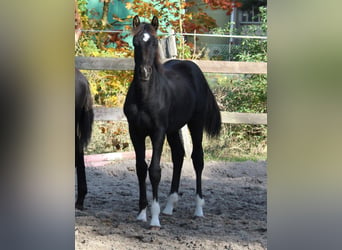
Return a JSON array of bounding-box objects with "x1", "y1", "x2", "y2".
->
[{"x1": 143, "y1": 32, "x2": 150, "y2": 42}]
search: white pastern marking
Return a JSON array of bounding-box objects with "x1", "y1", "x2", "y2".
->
[
  {"x1": 137, "y1": 208, "x2": 147, "y2": 222},
  {"x1": 194, "y1": 195, "x2": 205, "y2": 217},
  {"x1": 163, "y1": 193, "x2": 179, "y2": 215},
  {"x1": 150, "y1": 199, "x2": 161, "y2": 227},
  {"x1": 143, "y1": 33, "x2": 150, "y2": 42}
]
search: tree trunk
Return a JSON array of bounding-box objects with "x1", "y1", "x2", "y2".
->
[
  {"x1": 101, "y1": 0, "x2": 110, "y2": 27},
  {"x1": 97, "y1": 0, "x2": 111, "y2": 49},
  {"x1": 75, "y1": 0, "x2": 82, "y2": 43}
]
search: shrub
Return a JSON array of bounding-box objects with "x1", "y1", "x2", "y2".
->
[{"x1": 204, "y1": 7, "x2": 267, "y2": 160}]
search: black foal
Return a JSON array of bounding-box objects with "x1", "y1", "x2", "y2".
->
[
  {"x1": 75, "y1": 68, "x2": 94, "y2": 210},
  {"x1": 124, "y1": 16, "x2": 221, "y2": 227}
]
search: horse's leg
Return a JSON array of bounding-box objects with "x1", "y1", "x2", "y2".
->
[
  {"x1": 130, "y1": 128, "x2": 148, "y2": 222},
  {"x1": 149, "y1": 130, "x2": 166, "y2": 227},
  {"x1": 75, "y1": 135, "x2": 87, "y2": 210},
  {"x1": 163, "y1": 131, "x2": 185, "y2": 215},
  {"x1": 188, "y1": 123, "x2": 205, "y2": 217}
]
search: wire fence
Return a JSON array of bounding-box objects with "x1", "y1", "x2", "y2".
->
[
  {"x1": 76, "y1": 28, "x2": 267, "y2": 61},
  {"x1": 76, "y1": 29, "x2": 267, "y2": 40}
]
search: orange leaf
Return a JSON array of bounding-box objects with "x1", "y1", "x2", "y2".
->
[{"x1": 125, "y1": 2, "x2": 132, "y2": 9}]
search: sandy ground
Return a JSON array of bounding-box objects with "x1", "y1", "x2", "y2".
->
[{"x1": 75, "y1": 159, "x2": 267, "y2": 249}]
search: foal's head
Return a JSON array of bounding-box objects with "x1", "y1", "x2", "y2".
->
[{"x1": 132, "y1": 15, "x2": 160, "y2": 81}]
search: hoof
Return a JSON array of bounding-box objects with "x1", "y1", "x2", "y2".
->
[
  {"x1": 162, "y1": 211, "x2": 173, "y2": 216},
  {"x1": 194, "y1": 195, "x2": 205, "y2": 217},
  {"x1": 150, "y1": 200, "x2": 161, "y2": 228},
  {"x1": 194, "y1": 212, "x2": 204, "y2": 217},
  {"x1": 75, "y1": 203, "x2": 84, "y2": 210},
  {"x1": 137, "y1": 208, "x2": 147, "y2": 222},
  {"x1": 162, "y1": 193, "x2": 179, "y2": 215},
  {"x1": 149, "y1": 226, "x2": 161, "y2": 231},
  {"x1": 162, "y1": 207, "x2": 173, "y2": 215}
]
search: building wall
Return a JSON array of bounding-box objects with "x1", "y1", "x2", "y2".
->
[
  {"x1": 87, "y1": 0, "x2": 132, "y2": 30},
  {"x1": 188, "y1": 1, "x2": 265, "y2": 60}
]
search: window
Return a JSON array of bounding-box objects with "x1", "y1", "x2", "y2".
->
[{"x1": 239, "y1": 6, "x2": 262, "y2": 24}]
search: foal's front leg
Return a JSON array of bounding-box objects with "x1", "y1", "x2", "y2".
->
[
  {"x1": 149, "y1": 130, "x2": 166, "y2": 228},
  {"x1": 130, "y1": 129, "x2": 148, "y2": 222}
]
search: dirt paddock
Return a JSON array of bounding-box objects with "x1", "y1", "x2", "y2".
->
[{"x1": 75, "y1": 159, "x2": 267, "y2": 249}]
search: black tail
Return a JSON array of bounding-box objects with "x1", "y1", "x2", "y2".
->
[
  {"x1": 190, "y1": 62, "x2": 221, "y2": 137},
  {"x1": 75, "y1": 68, "x2": 94, "y2": 148},
  {"x1": 79, "y1": 106, "x2": 94, "y2": 147},
  {"x1": 204, "y1": 89, "x2": 221, "y2": 137}
]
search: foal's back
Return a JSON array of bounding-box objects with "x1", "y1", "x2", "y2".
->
[
  {"x1": 163, "y1": 59, "x2": 213, "y2": 118},
  {"x1": 75, "y1": 68, "x2": 94, "y2": 147},
  {"x1": 75, "y1": 68, "x2": 89, "y2": 112},
  {"x1": 164, "y1": 59, "x2": 211, "y2": 98}
]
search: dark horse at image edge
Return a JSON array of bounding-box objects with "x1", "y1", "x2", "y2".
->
[
  {"x1": 75, "y1": 68, "x2": 94, "y2": 210},
  {"x1": 124, "y1": 16, "x2": 221, "y2": 228}
]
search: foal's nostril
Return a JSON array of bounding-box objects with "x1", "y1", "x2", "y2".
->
[
  {"x1": 139, "y1": 65, "x2": 152, "y2": 80},
  {"x1": 145, "y1": 66, "x2": 152, "y2": 75}
]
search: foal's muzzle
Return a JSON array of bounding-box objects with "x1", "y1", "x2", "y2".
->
[{"x1": 139, "y1": 65, "x2": 152, "y2": 81}]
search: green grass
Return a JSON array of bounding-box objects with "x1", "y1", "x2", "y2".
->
[{"x1": 203, "y1": 123, "x2": 267, "y2": 162}]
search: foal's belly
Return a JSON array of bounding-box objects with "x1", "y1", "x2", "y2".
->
[
  {"x1": 166, "y1": 117, "x2": 188, "y2": 133},
  {"x1": 126, "y1": 101, "x2": 194, "y2": 134}
]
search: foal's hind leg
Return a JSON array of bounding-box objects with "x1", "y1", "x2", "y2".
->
[
  {"x1": 188, "y1": 124, "x2": 205, "y2": 217},
  {"x1": 76, "y1": 136, "x2": 87, "y2": 210},
  {"x1": 163, "y1": 131, "x2": 185, "y2": 215}
]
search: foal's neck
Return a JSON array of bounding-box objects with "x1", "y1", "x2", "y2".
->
[{"x1": 134, "y1": 62, "x2": 164, "y2": 105}]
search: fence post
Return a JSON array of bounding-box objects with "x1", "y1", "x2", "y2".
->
[
  {"x1": 167, "y1": 29, "x2": 177, "y2": 58},
  {"x1": 180, "y1": 125, "x2": 192, "y2": 160},
  {"x1": 159, "y1": 29, "x2": 177, "y2": 59}
]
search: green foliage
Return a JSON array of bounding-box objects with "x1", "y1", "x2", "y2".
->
[
  {"x1": 235, "y1": 6, "x2": 267, "y2": 62},
  {"x1": 211, "y1": 7, "x2": 267, "y2": 114},
  {"x1": 207, "y1": 73, "x2": 267, "y2": 160},
  {"x1": 77, "y1": 0, "x2": 88, "y2": 14},
  {"x1": 209, "y1": 6, "x2": 267, "y2": 62},
  {"x1": 204, "y1": 7, "x2": 267, "y2": 160},
  {"x1": 76, "y1": 36, "x2": 133, "y2": 107},
  {"x1": 209, "y1": 7, "x2": 267, "y2": 113},
  {"x1": 80, "y1": 70, "x2": 132, "y2": 107},
  {"x1": 215, "y1": 74, "x2": 267, "y2": 113},
  {"x1": 128, "y1": 0, "x2": 182, "y2": 33},
  {"x1": 76, "y1": 0, "x2": 134, "y2": 107}
]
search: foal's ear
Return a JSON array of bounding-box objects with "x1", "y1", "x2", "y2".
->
[
  {"x1": 151, "y1": 16, "x2": 159, "y2": 31},
  {"x1": 133, "y1": 15, "x2": 140, "y2": 28}
]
